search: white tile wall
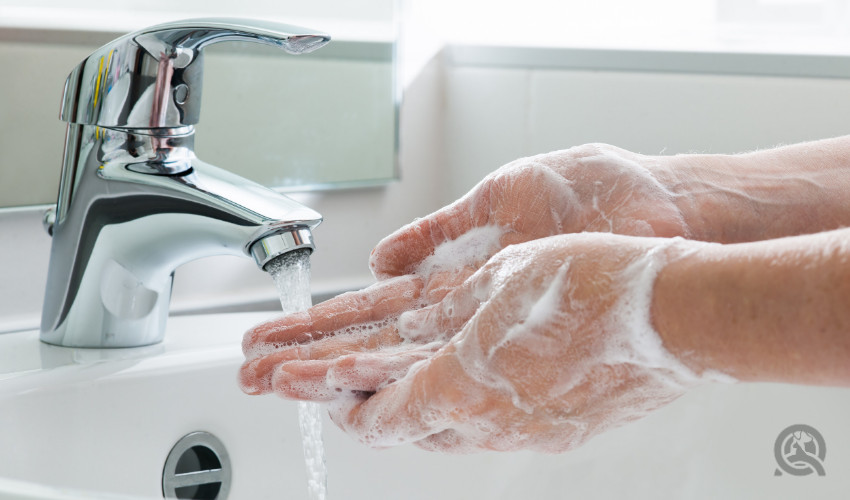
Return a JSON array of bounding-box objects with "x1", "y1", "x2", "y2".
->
[
  {"x1": 442, "y1": 65, "x2": 850, "y2": 204},
  {"x1": 528, "y1": 70, "x2": 850, "y2": 156},
  {"x1": 0, "y1": 208, "x2": 52, "y2": 332},
  {"x1": 0, "y1": 42, "x2": 90, "y2": 206},
  {"x1": 443, "y1": 67, "x2": 530, "y2": 202}
]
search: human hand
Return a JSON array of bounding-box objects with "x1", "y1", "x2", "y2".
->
[
  {"x1": 371, "y1": 143, "x2": 690, "y2": 290},
  {"x1": 241, "y1": 233, "x2": 721, "y2": 452},
  {"x1": 241, "y1": 144, "x2": 691, "y2": 397}
]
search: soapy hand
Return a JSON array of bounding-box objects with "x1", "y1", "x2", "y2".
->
[
  {"x1": 370, "y1": 144, "x2": 689, "y2": 299},
  {"x1": 241, "y1": 144, "x2": 691, "y2": 393},
  {"x1": 239, "y1": 137, "x2": 850, "y2": 451},
  {"x1": 240, "y1": 145, "x2": 689, "y2": 449},
  {"x1": 241, "y1": 233, "x2": 716, "y2": 452}
]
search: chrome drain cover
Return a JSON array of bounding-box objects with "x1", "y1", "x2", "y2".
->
[{"x1": 163, "y1": 432, "x2": 231, "y2": 499}]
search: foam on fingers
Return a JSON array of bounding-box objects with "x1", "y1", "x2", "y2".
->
[
  {"x1": 309, "y1": 275, "x2": 425, "y2": 333},
  {"x1": 239, "y1": 347, "x2": 310, "y2": 395},
  {"x1": 398, "y1": 280, "x2": 484, "y2": 343},
  {"x1": 411, "y1": 234, "x2": 735, "y2": 453},
  {"x1": 369, "y1": 192, "x2": 485, "y2": 279},
  {"x1": 271, "y1": 360, "x2": 339, "y2": 402},
  {"x1": 326, "y1": 342, "x2": 443, "y2": 393},
  {"x1": 242, "y1": 275, "x2": 423, "y2": 360},
  {"x1": 242, "y1": 311, "x2": 313, "y2": 355},
  {"x1": 327, "y1": 358, "x2": 454, "y2": 448}
]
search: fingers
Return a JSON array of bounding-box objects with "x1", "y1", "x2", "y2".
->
[
  {"x1": 327, "y1": 375, "x2": 439, "y2": 448},
  {"x1": 415, "y1": 429, "x2": 479, "y2": 453},
  {"x1": 368, "y1": 162, "x2": 578, "y2": 282},
  {"x1": 269, "y1": 360, "x2": 340, "y2": 401},
  {"x1": 239, "y1": 326, "x2": 403, "y2": 395},
  {"x1": 266, "y1": 343, "x2": 443, "y2": 401},
  {"x1": 242, "y1": 275, "x2": 423, "y2": 356},
  {"x1": 420, "y1": 266, "x2": 476, "y2": 303},
  {"x1": 398, "y1": 273, "x2": 486, "y2": 342},
  {"x1": 328, "y1": 349, "x2": 468, "y2": 448},
  {"x1": 369, "y1": 188, "x2": 489, "y2": 280},
  {"x1": 325, "y1": 343, "x2": 443, "y2": 392}
]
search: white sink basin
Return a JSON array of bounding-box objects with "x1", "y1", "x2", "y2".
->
[
  {"x1": 0, "y1": 313, "x2": 309, "y2": 499},
  {"x1": 1, "y1": 312, "x2": 553, "y2": 500},
  {"x1": 1, "y1": 312, "x2": 849, "y2": 500}
]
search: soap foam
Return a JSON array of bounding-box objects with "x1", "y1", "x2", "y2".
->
[
  {"x1": 325, "y1": 340, "x2": 444, "y2": 394},
  {"x1": 416, "y1": 224, "x2": 504, "y2": 278},
  {"x1": 602, "y1": 238, "x2": 736, "y2": 385},
  {"x1": 419, "y1": 235, "x2": 737, "y2": 452},
  {"x1": 327, "y1": 358, "x2": 442, "y2": 448}
]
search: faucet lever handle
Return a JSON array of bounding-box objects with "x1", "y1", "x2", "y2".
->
[{"x1": 60, "y1": 17, "x2": 331, "y2": 129}]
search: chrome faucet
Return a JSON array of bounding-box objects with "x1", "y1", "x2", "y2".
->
[{"x1": 41, "y1": 19, "x2": 329, "y2": 348}]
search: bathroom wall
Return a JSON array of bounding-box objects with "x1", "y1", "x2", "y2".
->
[{"x1": 440, "y1": 48, "x2": 850, "y2": 205}]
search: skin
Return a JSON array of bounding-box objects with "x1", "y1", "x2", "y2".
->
[
  {"x1": 240, "y1": 136, "x2": 850, "y2": 452},
  {"x1": 652, "y1": 138, "x2": 850, "y2": 243},
  {"x1": 654, "y1": 228, "x2": 850, "y2": 386}
]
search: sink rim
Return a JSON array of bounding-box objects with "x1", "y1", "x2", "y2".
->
[{"x1": 0, "y1": 311, "x2": 277, "y2": 382}]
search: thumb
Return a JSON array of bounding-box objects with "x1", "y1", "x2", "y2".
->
[
  {"x1": 397, "y1": 272, "x2": 486, "y2": 342},
  {"x1": 369, "y1": 186, "x2": 489, "y2": 280}
]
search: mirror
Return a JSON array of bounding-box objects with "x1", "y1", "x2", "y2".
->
[
  {"x1": 198, "y1": 39, "x2": 396, "y2": 190},
  {"x1": 0, "y1": 0, "x2": 398, "y2": 208}
]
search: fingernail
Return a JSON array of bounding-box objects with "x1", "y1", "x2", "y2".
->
[{"x1": 238, "y1": 359, "x2": 270, "y2": 395}]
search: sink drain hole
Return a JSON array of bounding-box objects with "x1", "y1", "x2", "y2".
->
[
  {"x1": 175, "y1": 482, "x2": 221, "y2": 500},
  {"x1": 176, "y1": 445, "x2": 221, "y2": 474},
  {"x1": 175, "y1": 483, "x2": 221, "y2": 500},
  {"x1": 164, "y1": 432, "x2": 231, "y2": 500}
]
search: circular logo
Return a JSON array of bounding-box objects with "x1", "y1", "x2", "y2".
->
[{"x1": 774, "y1": 424, "x2": 826, "y2": 476}]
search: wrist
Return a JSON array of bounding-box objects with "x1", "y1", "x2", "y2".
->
[
  {"x1": 644, "y1": 238, "x2": 735, "y2": 380},
  {"x1": 649, "y1": 240, "x2": 721, "y2": 377},
  {"x1": 648, "y1": 137, "x2": 850, "y2": 243},
  {"x1": 647, "y1": 153, "x2": 760, "y2": 243},
  {"x1": 650, "y1": 229, "x2": 850, "y2": 386}
]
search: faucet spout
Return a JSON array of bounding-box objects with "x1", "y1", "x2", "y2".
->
[{"x1": 40, "y1": 125, "x2": 321, "y2": 348}]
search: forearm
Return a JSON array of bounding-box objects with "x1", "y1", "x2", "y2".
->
[
  {"x1": 652, "y1": 136, "x2": 850, "y2": 243},
  {"x1": 652, "y1": 228, "x2": 850, "y2": 386}
]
